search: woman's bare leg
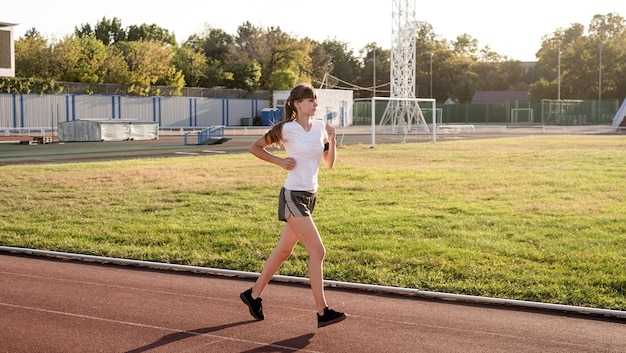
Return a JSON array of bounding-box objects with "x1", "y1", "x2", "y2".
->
[
  {"x1": 250, "y1": 223, "x2": 298, "y2": 298},
  {"x1": 284, "y1": 216, "x2": 328, "y2": 315}
]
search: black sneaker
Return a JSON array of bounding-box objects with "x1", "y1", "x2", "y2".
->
[
  {"x1": 317, "y1": 307, "x2": 346, "y2": 328},
  {"x1": 240, "y1": 288, "x2": 264, "y2": 320}
]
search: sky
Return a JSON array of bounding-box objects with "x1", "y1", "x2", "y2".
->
[{"x1": 4, "y1": 0, "x2": 624, "y2": 62}]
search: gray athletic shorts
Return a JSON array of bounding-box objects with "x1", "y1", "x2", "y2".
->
[{"x1": 278, "y1": 187, "x2": 317, "y2": 222}]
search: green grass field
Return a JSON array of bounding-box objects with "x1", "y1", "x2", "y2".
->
[{"x1": 1, "y1": 135, "x2": 625, "y2": 310}]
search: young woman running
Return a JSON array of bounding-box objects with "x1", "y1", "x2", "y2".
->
[{"x1": 240, "y1": 83, "x2": 346, "y2": 328}]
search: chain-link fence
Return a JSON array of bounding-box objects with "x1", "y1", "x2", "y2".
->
[
  {"x1": 59, "y1": 82, "x2": 270, "y2": 100},
  {"x1": 353, "y1": 99, "x2": 621, "y2": 126}
]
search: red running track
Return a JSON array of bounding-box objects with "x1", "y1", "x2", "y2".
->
[{"x1": 1, "y1": 253, "x2": 625, "y2": 353}]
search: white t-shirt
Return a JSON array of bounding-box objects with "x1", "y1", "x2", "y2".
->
[{"x1": 281, "y1": 119, "x2": 328, "y2": 192}]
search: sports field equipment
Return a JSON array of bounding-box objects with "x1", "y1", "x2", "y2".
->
[{"x1": 369, "y1": 97, "x2": 437, "y2": 147}]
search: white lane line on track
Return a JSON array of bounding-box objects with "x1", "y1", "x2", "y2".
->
[{"x1": 0, "y1": 302, "x2": 323, "y2": 353}]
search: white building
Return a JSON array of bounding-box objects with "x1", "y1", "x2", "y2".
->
[
  {"x1": 273, "y1": 88, "x2": 353, "y2": 127},
  {"x1": 0, "y1": 22, "x2": 17, "y2": 77}
]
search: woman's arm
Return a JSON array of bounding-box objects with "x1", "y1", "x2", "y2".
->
[
  {"x1": 322, "y1": 122, "x2": 337, "y2": 169},
  {"x1": 249, "y1": 135, "x2": 295, "y2": 170}
]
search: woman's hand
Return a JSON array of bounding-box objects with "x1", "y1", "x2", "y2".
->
[
  {"x1": 280, "y1": 157, "x2": 296, "y2": 170},
  {"x1": 326, "y1": 121, "x2": 336, "y2": 141}
]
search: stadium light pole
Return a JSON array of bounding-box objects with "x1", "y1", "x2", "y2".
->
[
  {"x1": 373, "y1": 48, "x2": 376, "y2": 98},
  {"x1": 429, "y1": 52, "x2": 433, "y2": 98},
  {"x1": 557, "y1": 42, "x2": 561, "y2": 101},
  {"x1": 598, "y1": 45, "x2": 603, "y2": 120}
]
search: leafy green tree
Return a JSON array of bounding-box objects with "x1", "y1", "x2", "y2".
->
[
  {"x1": 201, "y1": 57, "x2": 230, "y2": 88},
  {"x1": 126, "y1": 23, "x2": 176, "y2": 46},
  {"x1": 101, "y1": 45, "x2": 131, "y2": 86},
  {"x1": 199, "y1": 28, "x2": 234, "y2": 63},
  {"x1": 358, "y1": 43, "x2": 390, "y2": 99},
  {"x1": 225, "y1": 59, "x2": 261, "y2": 91},
  {"x1": 528, "y1": 78, "x2": 556, "y2": 100},
  {"x1": 74, "y1": 23, "x2": 94, "y2": 39},
  {"x1": 268, "y1": 69, "x2": 298, "y2": 91},
  {"x1": 51, "y1": 35, "x2": 111, "y2": 83},
  {"x1": 317, "y1": 39, "x2": 360, "y2": 88},
  {"x1": 589, "y1": 13, "x2": 626, "y2": 99},
  {"x1": 452, "y1": 33, "x2": 480, "y2": 59},
  {"x1": 233, "y1": 24, "x2": 312, "y2": 90},
  {"x1": 530, "y1": 13, "x2": 626, "y2": 100},
  {"x1": 95, "y1": 17, "x2": 126, "y2": 45},
  {"x1": 115, "y1": 40, "x2": 183, "y2": 95},
  {"x1": 413, "y1": 22, "x2": 452, "y2": 100},
  {"x1": 259, "y1": 26, "x2": 309, "y2": 89},
  {"x1": 307, "y1": 39, "x2": 332, "y2": 86},
  {"x1": 14, "y1": 28, "x2": 53, "y2": 79},
  {"x1": 75, "y1": 17, "x2": 127, "y2": 45},
  {"x1": 473, "y1": 60, "x2": 526, "y2": 91},
  {"x1": 173, "y1": 45, "x2": 208, "y2": 87},
  {"x1": 234, "y1": 21, "x2": 263, "y2": 62},
  {"x1": 181, "y1": 27, "x2": 240, "y2": 89},
  {"x1": 478, "y1": 45, "x2": 504, "y2": 63},
  {"x1": 434, "y1": 48, "x2": 478, "y2": 102},
  {"x1": 12, "y1": 12, "x2": 625, "y2": 100}
]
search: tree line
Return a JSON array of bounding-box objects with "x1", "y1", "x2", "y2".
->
[{"x1": 4, "y1": 13, "x2": 625, "y2": 102}]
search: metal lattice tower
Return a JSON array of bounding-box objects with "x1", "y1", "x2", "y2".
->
[{"x1": 379, "y1": 0, "x2": 429, "y2": 133}]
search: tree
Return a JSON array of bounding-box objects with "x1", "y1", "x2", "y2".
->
[
  {"x1": 199, "y1": 27, "x2": 234, "y2": 63},
  {"x1": 115, "y1": 40, "x2": 183, "y2": 95},
  {"x1": 317, "y1": 39, "x2": 360, "y2": 88},
  {"x1": 173, "y1": 45, "x2": 208, "y2": 87},
  {"x1": 234, "y1": 22, "x2": 263, "y2": 62},
  {"x1": 473, "y1": 60, "x2": 526, "y2": 91},
  {"x1": 12, "y1": 13, "x2": 625, "y2": 100},
  {"x1": 96, "y1": 17, "x2": 126, "y2": 45},
  {"x1": 530, "y1": 13, "x2": 626, "y2": 100},
  {"x1": 437, "y1": 53, "x2": 478, "y2": 102},
  {"x1": 126, "y1": 23, "x2": 177, "y2": 46},
  {"x1": 528, "y1": 78, "x2": 556, "y2": 100},
  {"x1": 268, "y1": 69, "x2": 298, "y2": 91},
  {"x1": 589, "y1": 13, "x2": 626, "y2": 41},
  {"x1": 453, "y1": 33, "x2": 479, "y2": 59},
  {"x1": 14, "y1": 29, "x2": 52, "y2": 79},
  {"x1": 358, "y1": 43, "x2": 390, "y2": 99},
  {"x1": 413, "y1": 22, "x2": 451, "y2": 101},
  {"x1": 589, "y1": 13, "x2": 626, "y2": 99},
  {"x1": 236, "y1": 22, "x2": 313, "y2": 89},
  {"x1": 306, "y1": 40, "x2": 332, "y2": 87},
  {"x1": 201, "y1": 57, "x2": 231, "y2": 88},
  {"x1": 51, "y1": 35, "x2": 111, "y2": 83},
  {"x1": 75, "y1": 17, "x2": 127, "y2": 45},
  {"x1": 225, "y1": 59, "x2": 261, "y2": 91},
  {"x1": 183, "y1": 27, "x2": 237, "y2": 88}
]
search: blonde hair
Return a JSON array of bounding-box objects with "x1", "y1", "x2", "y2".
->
[{"x1": 264, "y1": 83, "x2": 318, "y2": 146}]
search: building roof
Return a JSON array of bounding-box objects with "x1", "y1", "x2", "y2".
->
[
  {"x1": 472, "y1": 91, "x2": 528, "y2": 103},
  {"x1": 0, "y1": 22, "x2": 18, "y2": 29}
]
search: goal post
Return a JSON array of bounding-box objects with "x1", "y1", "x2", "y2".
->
[
  {"x1": 369, "y1": 97, "x2": 437, "y2": 147},
  {"x1": 511, "y1": 108, "x2": 533, "y2": 124}
]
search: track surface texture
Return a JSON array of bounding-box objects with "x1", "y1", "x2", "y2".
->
[{"x1": 1, "y1": 254, "x2": 624, "y2": 353}]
